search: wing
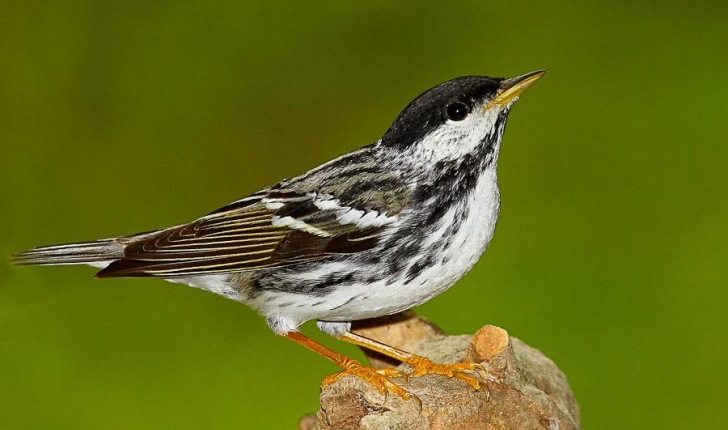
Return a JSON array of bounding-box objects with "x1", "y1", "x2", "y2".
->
[{"x1": 96, "y1": 171, "x2": 410, "y2": 278}]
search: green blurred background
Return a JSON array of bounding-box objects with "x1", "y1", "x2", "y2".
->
[{"x1": 1, "y1": 1, "x2": 727, "y2": 429}]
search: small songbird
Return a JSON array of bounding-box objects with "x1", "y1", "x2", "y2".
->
[{"x1": 13, "y1": 70, "x2": 545, "y2": 400}]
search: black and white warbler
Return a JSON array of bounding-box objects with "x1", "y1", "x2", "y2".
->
[{"x1": 13, "y1": 70, "x2": 545, "y2": 400}]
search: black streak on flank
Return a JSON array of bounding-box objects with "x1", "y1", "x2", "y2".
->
[
  {"x1": 313, "y1": 272, "x2": 355, "y2": 292},
  {"x1": 386, "y1": 239, "x2": 422, "y2": 280},
  {"x1": 405, "y1": 255, "x2": 434, "y2": 284}
]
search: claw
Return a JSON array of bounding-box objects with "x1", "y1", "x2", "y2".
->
[
  {"x1": 321, "y1": 362, "x2": 417, "y2": 402},
  {"x1": 404, "y1": 356, "x2": 483, "y2": 390}
]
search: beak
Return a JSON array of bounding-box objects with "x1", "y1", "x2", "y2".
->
[{"x1": 485, "y1": 70, "x2": 547, "y2": 110}]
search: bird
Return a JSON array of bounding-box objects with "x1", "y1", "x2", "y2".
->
[{"x1": 12, "y1": 70, "x2": 545, "y2": 400}]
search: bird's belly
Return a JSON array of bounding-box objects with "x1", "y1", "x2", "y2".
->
[
  {"x1": 325, "y1": 175, "x2": 500, "y2": 320},
  {"x1": 252, "y1": 172, "x2": 501, "y2": 326}
]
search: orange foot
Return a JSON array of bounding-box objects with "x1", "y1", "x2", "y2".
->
[
  {"x1": 322, "y1": 361, "x2": 413, "y2": 401},
  {"x1": 403, "y1": 356, "x2": 484, "y2": 390}
]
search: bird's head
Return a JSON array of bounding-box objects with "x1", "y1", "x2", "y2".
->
[{"x1": 380, "y1": 70, "x2": 545, "y2": 166}]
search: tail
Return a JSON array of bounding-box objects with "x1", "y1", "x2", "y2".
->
[{"x1": 11, "y1": 239, "x2": 125, "y2": 268}]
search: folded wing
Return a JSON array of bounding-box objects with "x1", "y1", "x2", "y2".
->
[{"x1": 96, "y1": 188, "x2": 404, "y2": 278}]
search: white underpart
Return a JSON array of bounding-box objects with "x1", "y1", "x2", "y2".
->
[
  {"x1": 408, "y1": 168, "x2": 501, "y2": 297},
  {"x1": 290, "y1": 261, "x2": 355, "y2": 283},
  {"x1": 167, "y1": 275, "x2": 235, "y2": 298},
  {"x1": 250, "y1": 165, "x2": 501, "y2": 334}
]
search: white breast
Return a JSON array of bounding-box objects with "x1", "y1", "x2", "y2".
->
[
  {"x1": 391, "y1": 167, "x2": 501, "y2": 310},
  {"x1": 200, "y1": 168, "x2": 501, "y2": 334},
  {"x1": 287, "y1": 166, "x2": 501, "y2": 324}
]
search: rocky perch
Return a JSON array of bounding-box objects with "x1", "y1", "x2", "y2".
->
[{"x1": 298, "y1": 312, "x2": 580, "y2": 430}]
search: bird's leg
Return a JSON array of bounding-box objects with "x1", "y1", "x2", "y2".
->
[
  {"x1": 338, "y1": 331, "x2": 483, "y2": 390},
  {"x1": 283, "y1": 332, "x2": 412, "y2": 400}
]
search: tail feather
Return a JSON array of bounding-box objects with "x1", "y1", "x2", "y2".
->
[{"x1": 11, "y1": 239, "x2": 124, "y2": 268}]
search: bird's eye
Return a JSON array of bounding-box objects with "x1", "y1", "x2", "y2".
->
[{"x1": 444, "y1": 102, "x2": 470, "y2": 122}]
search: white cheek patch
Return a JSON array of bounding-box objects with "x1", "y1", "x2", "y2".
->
[{"x1": 410, "y1": 107, "x2": 502, "y2": 164}]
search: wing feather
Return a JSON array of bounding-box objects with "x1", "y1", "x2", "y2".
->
[{"x1": 96, "y1": 185, "x2": 407, "y2": 278}]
